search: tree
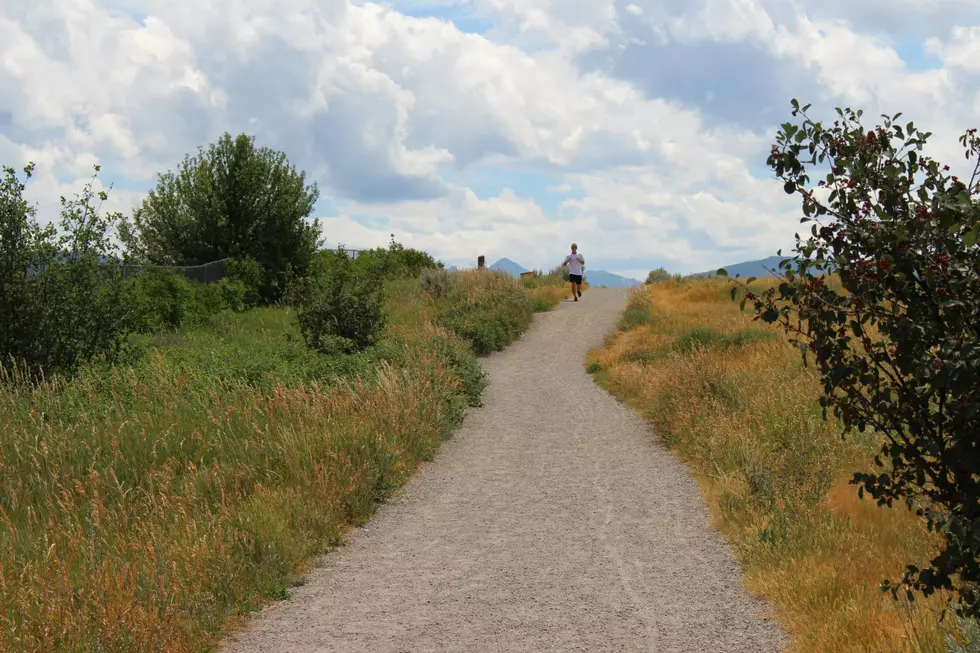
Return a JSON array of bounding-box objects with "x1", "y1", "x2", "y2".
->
[
  {"x1": 121, "y1": 133, "x2": 321, "y2": 301},
  {"x1": 728, "y1": 100, "x2": 980, "y2": 614},
  {"x1": 646, "y1": 267, "x2": 673, "y2": 284},
  {"x1": 0, "y1": 164, "x2": 132, "y2": 376}
]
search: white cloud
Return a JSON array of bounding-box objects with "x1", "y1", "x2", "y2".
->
[
  {"x1": 1, "y1": 0, "x2": 978, "y2": 275},
  {"x1": 926, "y1": 25, "x2": 980, "y2": 72}
]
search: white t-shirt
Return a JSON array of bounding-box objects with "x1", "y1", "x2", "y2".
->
[{"x1": 564, "y1": 252, "x2": 585, "y2": 275}]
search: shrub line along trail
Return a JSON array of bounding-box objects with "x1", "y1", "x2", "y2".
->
[{"x1": 222, "y1": 288, "x2": 785, "y2": 652}]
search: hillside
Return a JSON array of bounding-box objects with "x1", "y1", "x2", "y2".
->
[
  {"x1": 689, "y1": 255, "x2": 785, "y2": 279},
  {"x1": 585, "y1": 270, "x2": 641, "y2": 288}
]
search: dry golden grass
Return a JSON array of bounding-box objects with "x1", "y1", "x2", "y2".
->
[{"x1": 589, "y1": 279, "x2": 955, "y2": 653}]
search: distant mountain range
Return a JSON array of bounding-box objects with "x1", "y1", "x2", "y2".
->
[
  {"x1": 488, "y1": 258, "x2": 641, "y2": 288},
  {"x1": 584, "y1": 270, "x2": 642, "y2": 288},
  {"x1": 688, "y1": 255, "x2": 787, "y2": 280}
]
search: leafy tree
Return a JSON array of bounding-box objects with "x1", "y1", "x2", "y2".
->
[
  {"x1": 121, "y1": 133, "x2": 321, "y2": 301},
  {"x1": 727, "y1": 100, "x2": 980, "y2": 614},
  {"x1": 646, "y1": 267, "x2": 673, "y2": 284},
  {"x1": 0, "y1": 164, "x2": 132, "y2": 376}
]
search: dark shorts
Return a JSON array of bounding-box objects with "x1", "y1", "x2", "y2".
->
[{"x1": 569, "y1": 274, "x2": 583, "y2": 284}]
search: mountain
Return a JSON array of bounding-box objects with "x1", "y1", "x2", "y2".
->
[
  {"x1": 689, "y1": 255, "x2": 786, "y2": 280},
  {"x1": 485, "y1": 257, "x2": 639, "y2": 287},
  {"x1": 489, "y1": 258, "x2": 529, "y2": 276},
  {"x1": 585, "y1": 270, "x2": 642, "y2": 288}
]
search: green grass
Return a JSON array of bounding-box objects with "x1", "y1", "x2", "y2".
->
[
  {"x1": 434, "y1": 270, "x2": 534, "y2": 355},
  {"x1": 617, "y1": 291, "x2": 655, "y2": 331},
  {"x1": 673, "y1": 327, "x2": 776, "y2": 354},
  {"x1": 0, "y1": 275, "x2": 525, "y2": 652}
]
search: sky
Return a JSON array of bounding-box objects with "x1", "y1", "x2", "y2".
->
[{"x1": 2, "y1": 0, "x2": 979, "y2": 280}]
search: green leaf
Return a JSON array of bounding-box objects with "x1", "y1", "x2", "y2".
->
[
  {"x1": 716, "y1": 268, "x2": 729, "y2": 277},
  {"x1": 965, "y1": 225, "x2": 979, "y2": 248},
  {"x1": 730, "y1": 287, "x2": 738, "y2": 301}
]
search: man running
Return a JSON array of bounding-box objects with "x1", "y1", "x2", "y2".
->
[{"x1": 562, "y1": 243, "x2": 585, "y2": 301}]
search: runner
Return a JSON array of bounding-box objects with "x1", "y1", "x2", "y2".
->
[{"x1": 562, "y1": 244, "x2": 585, "y2": 302}]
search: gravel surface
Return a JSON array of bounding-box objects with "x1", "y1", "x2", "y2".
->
[{"x1": 221, "y1": 288, "x2": 786, "y2": 653}]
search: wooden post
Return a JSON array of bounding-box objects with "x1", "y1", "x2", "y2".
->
[{"x1": 478, "y1": 255, "x2": 485, "y2": 269}]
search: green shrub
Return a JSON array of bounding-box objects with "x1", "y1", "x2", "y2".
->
[
  {"x1": 418, "y1": 333, "x2": 487, "y2": 408},
  {"x1": 225, "y1": 257, "x2": 263, "y2": 308},
  {"x1": 127, "y1": 269, "x2": 250, "y2": 333},
  {"x1": 645, "y1": 267, "x2": 674, "y2": 284},
  {"x1": 435, "y1": 271, "x2": 532, "y2": 355},
  {"x1": 528, "y1": 295, "x2": 554, "y2": 312},
  {"x1": 295, "y1": 249, "x2": 386, "y2": 354},
  {"x1": 618, "y1": 291, "x2": 654, "y2": 331},
  {"x1": 419, "y1": 267, "x2": 455, "y2": 299},
  {"x1": 0, "y1": 164, "x2": 132, "y2": 377},
  {"x1": 741, "y1": 101, "x2": 980, "y2": 612}
]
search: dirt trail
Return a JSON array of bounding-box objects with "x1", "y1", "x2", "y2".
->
[{"x1": 221, "y1": 288, "x2": 785, "y2": 653}]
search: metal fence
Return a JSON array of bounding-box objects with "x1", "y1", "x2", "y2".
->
[
  {"x1": 327, "y1": 247, "x2": 364, "y2": 258},
  {"x1": 119, "y1": 258, "x2": 229, "y2": 284}
]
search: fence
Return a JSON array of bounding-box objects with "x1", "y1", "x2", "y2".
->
[
  {"x1": 119, "y1": 258, "x2": 229, "y2": 284},
  {"x1": 119, "y1": 248, "x2": 366, "y2": 284},
  {"x1": 31, "y1": 247, "x2": 373, "y2": 286}
]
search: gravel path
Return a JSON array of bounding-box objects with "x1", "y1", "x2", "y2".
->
[{"x1": 221, "y1": 288, "x2": 786, "y2": 653}]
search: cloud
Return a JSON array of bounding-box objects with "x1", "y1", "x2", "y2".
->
[{"x1": 1, "y1": 0, "x2": 978, "y2": 276}]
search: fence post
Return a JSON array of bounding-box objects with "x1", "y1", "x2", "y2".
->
[{"x1": 478, "y1": 255, "x2": 485, "y2": 270}]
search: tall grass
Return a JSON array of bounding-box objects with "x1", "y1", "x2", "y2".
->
[
  {"x1": 588, "y1": 279, "x2": 956, "y2": 653},
  {"x1": 521, "y1": 269, "x2": 582, "y2": 312},
  {"x1": 0, "y1": 275, "x2": 522, "y2": 652},
  {"x1": 434, "y1": 270, "x2": 534, "y2": 354}
]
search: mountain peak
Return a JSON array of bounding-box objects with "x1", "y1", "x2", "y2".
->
[{"x1": 489, "y1": 258, "x2": 529, "y2": 276}]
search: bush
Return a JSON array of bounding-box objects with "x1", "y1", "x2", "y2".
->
[
  {"x1": 0, "y1": 164, "x2": 132, "y2": 377},
  {"x1": 435, "y1": 270, "x2": 532, "y2": 355},
  {"x1": 295, "y1": 249, "x2": 387, "y2": 354},
  {"x1": 735, "y1": 100, "x2": 980, "y2": 614},
  {"x1": 317, "y1": 238, "x2": 441, "y2": 285},
  {"x1": 618, "y1": 291, "x2": 654, "y2": 331},
  {"x1": 120, "y1": 133, "x2": 322, "y2": 302},
  {"x1": 125, "y1": 261, "x2": 256, "y2": 333},
  {"x1": 419, "y1": 267, "x2": 455, "y2": 299},
  {"x1": 364, "y1": 237, "x2": 441, "y2": 279},
  {"x1": 646, "y1": 267, "x2": 674, "y2": 284},
  {"x1": 225, "y1": 257, "x2": 264, "y2": 308}
]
